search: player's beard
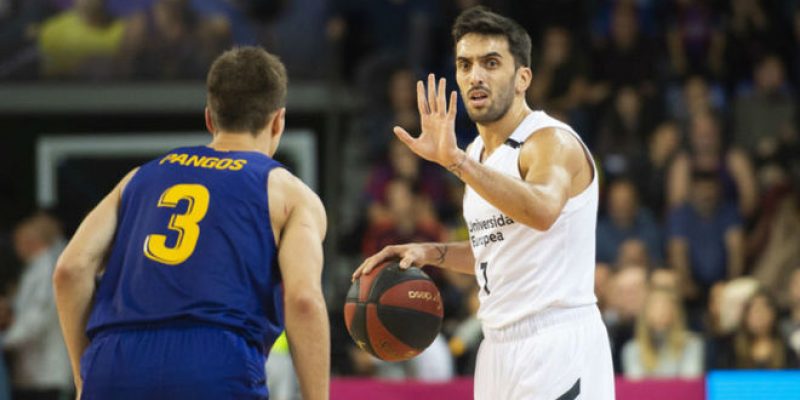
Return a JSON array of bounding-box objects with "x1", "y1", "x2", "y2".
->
[{"x1": 465, "y1": 75, "x2": 516, "y2": 124}]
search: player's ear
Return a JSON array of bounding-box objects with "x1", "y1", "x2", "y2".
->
[
  {"x1": 271, "y1": 108, "x2": 286, "y2": 138},
  {"x1": 516, "y1": 67, "x2": 532, "y2": 94},
  {"x1": 204, "y1": 107, "x2": 215, "y2": 134}
]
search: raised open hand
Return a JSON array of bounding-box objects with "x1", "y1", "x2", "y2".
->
[{"x1": 393, "y1": 74, "x2": 464, "y2": 168}]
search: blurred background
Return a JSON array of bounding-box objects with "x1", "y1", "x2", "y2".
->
[{"x1": 0, "y1": 0, "x2": 798, "y2": 399}]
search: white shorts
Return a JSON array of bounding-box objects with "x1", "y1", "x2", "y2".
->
[{"x1": 474, "y1": 305, "x2": 615, "y2": 400}]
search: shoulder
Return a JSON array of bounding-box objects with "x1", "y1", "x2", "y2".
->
[
  {"x1": 519, "y1": 127, "x2": 585, "y2": 168},
  {"x1": 521, "y1": 126, "x2": 579, "y2": 148},
  {"x1": 269, "y1": 169, "x2": 323, "y2": 207},
  {"x1": 268, "y1": 168, "x2": 326, "y2": 229}
]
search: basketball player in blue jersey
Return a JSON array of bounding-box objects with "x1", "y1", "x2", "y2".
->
[
  {"x1": 53, "y1": 47, "x2": 330, "y2": 400},
  {"x1": 354, "y1": 7, "x2": 614, "y2": 400}
]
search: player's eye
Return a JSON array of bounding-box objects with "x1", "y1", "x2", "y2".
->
[
  {"x1": 458, "y1": 62, "x2": 470, "y2": 72},
  {"x1": 486, "y1": 59, "x2": 499, "y2": 68}
]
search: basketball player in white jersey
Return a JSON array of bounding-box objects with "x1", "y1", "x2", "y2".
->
[{"x1": 353, "y1": 7, "x2": 614, "y2": 400}]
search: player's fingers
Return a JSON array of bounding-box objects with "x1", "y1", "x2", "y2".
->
[
  {"x1": 353, "y1": 253, "x2": 380, "y2": 279},
  {"x1": 416, "y1": 80, "x2": 428, "y2": 115},
  {"x1": 393, "y1": 126, "x2": 416, "y2": 148},
  {"x1": 437, "y1": 78, "x2": 446, "y2": 116},
  {"x1": 427, "y1": 74, "x2": 436, "y2": 114},
  {"x1": 353, "y1": 245, "x2": 399, "y2": 280},
  {"x1": 398, "y1": 256, "x2": 415, "y2": 269},
  {"x1": 447, "y1": 91, "x2": 458, "y2": 120}
]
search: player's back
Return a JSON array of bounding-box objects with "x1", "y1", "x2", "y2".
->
[{"x1": 86, "y1": 145, "x2": 284, "y2": 349}]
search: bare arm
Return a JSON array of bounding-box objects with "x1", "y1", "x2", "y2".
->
[
  {"x1": 667, "y1": 153, "x2": 690, "y2": 209},
  {"x1": 725, "y1": 227, "x2": 745, "y2": 279},
  {"x1": 669, "y1": 237, "x2": 699, "y2": 300},
  {"x1": 352, "y1": 241, "x2": 475, "y2": 280},
  {"x1": 270, "y1": 169, "x2": 329, "y2": 400},
  {"x1": 445, "y1": 127, "x2": 586, "y2": 231},
  {"x1": 727, "y1": 149, "x2": 758, "y2": 218},
  {"x1": 53, "y1": 168, "x2": 137, "y2": 391}
]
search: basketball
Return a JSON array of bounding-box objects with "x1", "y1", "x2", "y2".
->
[{"x1": 344, "y1": 263, "x2": 443, "y2": 361}]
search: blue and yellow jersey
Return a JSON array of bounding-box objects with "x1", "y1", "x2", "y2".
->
[{"x1": 87, "y1": 145, "x2": 284, "y2": 352}]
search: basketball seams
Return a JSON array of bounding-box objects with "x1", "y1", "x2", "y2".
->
[
  {"x1": 373, "y1": 303, "x2": 444, "y2": 318},
  {"x1": 366, "y1": 304, "x2": 419, "y2": 361},
  {"x1": 345, "y1": 263, "x2": 443, "y2": 361},
  {"x1": 375, "y1": 305, "x2": 443, "y2": 350}
]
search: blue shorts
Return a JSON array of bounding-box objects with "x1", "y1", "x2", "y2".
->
[{"x1": 81, "y1": 325, "x2": 268, "y2": 400}]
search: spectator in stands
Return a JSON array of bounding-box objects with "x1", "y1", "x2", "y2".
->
[
  {"x1": 750, "y1": 159, "x2": 800, "y2": 297},
  {"x1": 666, "y1": 0, "x2": 725, "y2": 78},
  {"x1": 527, "y1": 26, "x2": 589, "y2": 118},
  {"x1": 721, "y1": 0, "x2": 780, "y2": 93},
  {"x1": 733, "y1": 55, "x2": 796, "y2": 157},
  {"x1": 37, "y1": 0, "x2": 126, "y2": 79},
  {"x1": 616, "y1": 239, "x2": 653, "y2": 271},
  {"x1": 361, "y1": 178, "x2": 445, "y2": 258},
  {"x1": 705, "y1": 277, "x2": 761, "y2": 369},
  {"x1": 325, "y1": 0, "x2": 440, "y2": 81},
  {"x1": 364, "y1": 137, "x2": 449, "y2": 217},
  {"x1": 120, "y1": 0, "x2": 229, "y2": 79},
  {"x1": 668, "y1": 111, "x2": 758, "y2": 218},
  {"x1": 3, "y1": 213, "x2": 71, "y2": 400},
  {"x1": 360, "y1": 67, "x2": 421, "y2": 155},
  {"x1": 591, "y1": 4, "x2": 659, "y2": 100},
  {"x1": 668, "y1": 170, "x2": 744, "y2": 309},
  {"x1": 732, "y1": 290, "x2": 797, "y2": 369},
  {"x1": 604, "y1": 264, "x2": 649, "y2": 373},
  {"x1": 622, "y1": 288, "x2": 704, "y2": 379},
  {"x1": 781, "y1": 268, "x2": 800, "y2": 363},
  {"x1": 597, "y1": 179, "x2": 663, "y2": 266},
  {"x1": 650, "y1": 267, "x2": 679, "y2": 292},
  {"x1": 183, "y1": 0, "x2": 260, "y2": 46},
  {"x1": 668, "y1": 75, "x2": 727, "y2": 129},
  {"x1": 0, "y1": 0, "x2": 60, "y2": 79},
  {"x1": 781, "y1": 263, "x2": 800, "y2": 358},
  {"x1": 637, "y1": 121, "x2": 682, "y2": 219},
  {"x1": 595, "y1": 86, "x2": 654, "y2": 178}
]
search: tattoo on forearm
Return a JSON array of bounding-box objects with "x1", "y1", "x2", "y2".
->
[
  {"x1": 434, "y1": 244, "x2": 448, "y2": 266},
  {"x1": 447, "y1": 153, "x2": 467, "y2": 178}
]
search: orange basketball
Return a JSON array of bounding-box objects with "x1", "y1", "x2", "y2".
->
[{"x1": 344, "y1": 263, "x2": 443, "y2": 361}]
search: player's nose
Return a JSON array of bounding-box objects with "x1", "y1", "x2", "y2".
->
[{"x1": 468, "y1": 67, "x2": 486, "y2": 88}]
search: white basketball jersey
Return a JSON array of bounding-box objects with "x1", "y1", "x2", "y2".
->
[{"x1": 463, "y1": 111, "x2": 598, "y2": 329}]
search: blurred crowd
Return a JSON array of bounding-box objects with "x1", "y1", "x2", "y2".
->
[{"x1": 0, "y1": 0, "x2": 799, "y2": 398}]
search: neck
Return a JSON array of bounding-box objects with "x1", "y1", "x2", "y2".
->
[
  {"x1": 209, "y1": 131, "x2": 271, "y2": 156},
  {"x1": 476, "y1": 99, "x2": 532, "y2": 158}
]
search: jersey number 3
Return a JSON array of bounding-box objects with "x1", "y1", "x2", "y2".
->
[{"x1": 144, "y1": 184, "x2": 210, "y2": 265}]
